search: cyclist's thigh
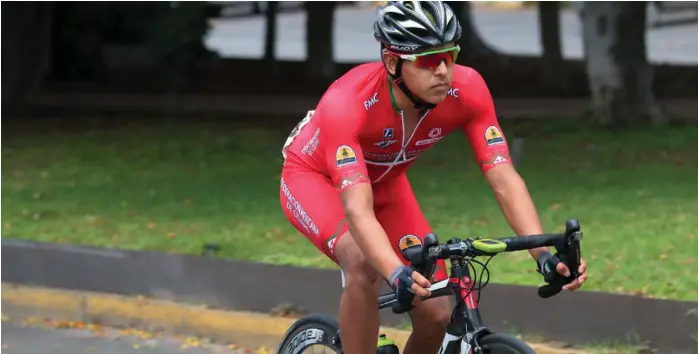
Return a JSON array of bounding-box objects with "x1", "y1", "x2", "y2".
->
[
  {"x1": 374, "y1": 174, "x2": 447, "y2": 282},
  {"x1": 280, "y1": 166, "x2": 348, "y2": 263}
]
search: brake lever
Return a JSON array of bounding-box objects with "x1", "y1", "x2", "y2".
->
[{"x1": 421, "y1": 233, "x2": 439, "y2": 280}]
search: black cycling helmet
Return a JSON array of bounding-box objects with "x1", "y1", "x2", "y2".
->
[{"x1": 373, "y1": 1, "x2": 462, "y2": 110}]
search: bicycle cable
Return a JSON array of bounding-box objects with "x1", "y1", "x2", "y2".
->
[{"x1": 457, "y1": 255, "x2": 495, "y2": 305}]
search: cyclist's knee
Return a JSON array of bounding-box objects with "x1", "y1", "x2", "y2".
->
[
  {"x1": 411, "y1": 297, "x2": 451, "y2": 336},
  {"x1": 335, "y1": 231, "x2": 381, "y2": 287}
]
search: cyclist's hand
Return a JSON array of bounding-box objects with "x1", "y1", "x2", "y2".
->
[
  {"x1": 559, "y1": 257, "x2": 587, "y2": 291},
  {"x1": 536, "y1": 251, "x2": 561, "y2": 283},
  {"x1": 389, "y1": 265, "x2": 431, "y2": 306},
  {"x1": 538, "y1": 252, "x2": 587, "y2": 291},
  {"x1": 410, "y1": 271, "x2": 432, "y2": 300}
]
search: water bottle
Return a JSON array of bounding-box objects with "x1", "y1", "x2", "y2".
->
[{"x1": 377, "y1": 334, "x2": 399, "y2": 354}]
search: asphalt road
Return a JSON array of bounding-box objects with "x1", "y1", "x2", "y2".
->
[
  {"x1": 204, "y1": 5, "x2": 698, "y2": 65},
  {"x1": 1, "y1": 323, "x2": 249, "y2": 354}
]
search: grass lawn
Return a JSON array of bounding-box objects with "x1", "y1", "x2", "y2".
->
[{"x1": 2, "y1": 118, "x2": 697, "y2": 301}]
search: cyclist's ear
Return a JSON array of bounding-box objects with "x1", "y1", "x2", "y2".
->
[{"x1": 382, "y1": 52, "x2": 398, "y2": 76}]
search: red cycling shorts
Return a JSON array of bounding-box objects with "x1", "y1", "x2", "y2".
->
[{"x1": 279, "y1": 165, "x2": 447, "y2": 282}]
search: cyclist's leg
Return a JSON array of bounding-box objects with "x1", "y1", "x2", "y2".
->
[
  {"x1": 374, "y1": 173, "x2": 451, "y2": 354},
  {"x1": 280, "y1": 166, "x2": 381, "y2": 354}
]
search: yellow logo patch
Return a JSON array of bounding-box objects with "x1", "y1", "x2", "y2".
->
[
  {"x1": 485, "y1": 126, "x2": 505, "y2": 146},
  {"x1": 336, "y1": 145, "x2": 358, "y2": 167}
]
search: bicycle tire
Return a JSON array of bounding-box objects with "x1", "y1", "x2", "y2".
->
[
  {"x1": 277, "y1": 314, "x2": 342, "y2": 354},
  {"x1": 478, "y1": 333, "x2": 537, "y2": 354}
]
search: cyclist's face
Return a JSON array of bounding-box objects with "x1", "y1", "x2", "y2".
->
[{"x1": 383, "y1": 43, "x2": 457, "y2": 104}]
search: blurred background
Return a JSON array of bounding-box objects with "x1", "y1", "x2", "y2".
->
[{"x1": 2, "y1": 0, "x2": 698, "y2": 323}]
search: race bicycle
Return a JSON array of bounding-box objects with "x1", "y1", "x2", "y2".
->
[{"x1": 277, "y1": 218, "x2": 583, "y2": 354}]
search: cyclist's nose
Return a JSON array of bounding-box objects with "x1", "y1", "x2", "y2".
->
[{"x1": 434, "y1": 60, "x2": 448, "y2": 76}]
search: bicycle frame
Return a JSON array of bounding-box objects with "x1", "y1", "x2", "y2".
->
[{"x1": 375, "y1": 257, "x2": 490, "y2": 354}]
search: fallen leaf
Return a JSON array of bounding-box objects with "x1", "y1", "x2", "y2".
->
[
  {"x1": 167, "y1": 232, "x2": 176, "y2": 239},
  {"x1": 147, "y1": 222, "x2": 156, "y2": 230},
  {"x1": 184, "y1": 336, "x2": 201, "y2": 347}
]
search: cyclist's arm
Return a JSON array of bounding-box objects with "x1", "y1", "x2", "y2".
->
[
  {"x1": 459, "y1": 69, "x2": 549, "y2": 261},
  {"x1": 319, "y1": 101, "x2": 404, "y2": 281}
]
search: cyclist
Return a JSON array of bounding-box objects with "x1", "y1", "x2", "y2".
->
[{"x1": 279, "y1": 2, "x2": 588, "y2": 354}]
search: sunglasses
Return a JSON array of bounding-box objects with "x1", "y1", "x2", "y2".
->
[{"x1": 386, "y1": 45, "x2": 460, "y2": 70}]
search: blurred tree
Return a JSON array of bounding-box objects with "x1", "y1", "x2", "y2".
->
[
  {"x1": 2, "y1": 2, "x2": 54, "y2": 104},
  {"x1": 538, "y1": 1, "x2": 566, "y2": 93},
  {"x1": 582, "y1": 2, "x2": 666, "y2": 128},
  {"x1": 147, "y1": 2, "x2": 217, "y2": 92},
  {"x1": 264, "y1": 1, "x2": 279, "y2": 64},
  {"x1": 50, "y1": 2, "x2": 111, "y2": 81},
  {"x1": 445, "y1": 1, "x2": 497, "y2": 61},
  {"x1": 305, "y1": 2, "x2": 337, "y2": 80}
]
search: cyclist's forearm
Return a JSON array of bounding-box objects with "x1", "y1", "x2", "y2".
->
[
  {"x1": 491, "y1": 175, "x2": 548, "y2": 260},
  {"x1": 346, "y1": 211, "x2": 404, "y2": 280}
]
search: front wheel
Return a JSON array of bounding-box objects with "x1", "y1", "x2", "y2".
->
[
  {"x1": 277, "y1": 314, "x2": 342, "y2": 354},
  {"x1": 478, "y1": 333, "x2": 537, "y2": 354}
]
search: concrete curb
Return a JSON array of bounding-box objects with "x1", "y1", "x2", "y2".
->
[{"x1": 1, "y1": 283, "x2": 585, "y2": 354}]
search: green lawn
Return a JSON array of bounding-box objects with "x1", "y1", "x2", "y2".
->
[{"x1": 2, "y1": 119, "x2": 697, "y2": 301}]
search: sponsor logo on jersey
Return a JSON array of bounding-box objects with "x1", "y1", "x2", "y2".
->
[
  {"x1": 485, "y1": 126, "x2": 505, "y2": 146},
  {"x1": 336, "y1": 145, "x2": 358, "y2": 167},
  {"x1": 301, "y1": 128, "x2": 321, "y2": 156},
  {"x1": 428, "y1": 128, "x2": 442, "y2": 138},
  {"x1": 415, "y1": 127, "x2": 444, "y2": 146},
  {"x1": 484, "y1": 151, "x2": 510, "y2": 166},
  {"x1": 364, "y1": 148, "x2": 428, "y2": 163},
  {"x1": 374, "y1": 128, "x2": 398, "y2": 148},
  {"x1": 448, "y1": 88, "x2": 459, "y2": 98},
  {"x1": 280, "y1": 178, "x2": 319, "y2": 236},
  {"x1": 364, "y1": 92, "x2": 379, "y2": 110},
  {"x1": 415, "y1": 137, "x2": 442, "y2": 146},
  {"x1": 383, "y1": 128, "x2": 394, "y2": 139},
  {"x1": 374, "y1": 140, "x2": 398, "y2": 149}
]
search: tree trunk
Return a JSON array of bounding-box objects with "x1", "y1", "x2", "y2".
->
[
  {"x1": 2, "y1": 2, "x2": 54, "y2": 105},
  {"x1": 538, "y1": 1, "x2": 565, "y2": 93},
  {"x1": 446, "y1": 1, "x2": 497, "y2": 61},
  {"x1": 264, "y1": 1, "x2": 278, "y2": 63},
  {"x1": 582, "y1": 2, "x2": 666, "y2": 128},
  {"x1": 305, "y1": 1, "x2": 336, "y2": 81}
]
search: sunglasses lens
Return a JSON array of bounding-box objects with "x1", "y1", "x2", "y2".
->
[{"x1": 414, "y1": 48, "x2": 458, "y2": 69}]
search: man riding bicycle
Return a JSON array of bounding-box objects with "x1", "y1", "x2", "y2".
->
[{"x1": 279, "y1": 2, "x2": 588, "y2": 354}]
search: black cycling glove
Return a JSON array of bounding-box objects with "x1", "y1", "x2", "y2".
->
[
  {"x1": 536, "y1": 251, "x2": 561, "y2": 283},
  {"x1": 388, "y1": 265, "x2": 416, "y2": 307}
]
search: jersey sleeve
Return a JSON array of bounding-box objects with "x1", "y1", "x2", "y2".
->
[
  {"x1": 316, "y1": 92, "x2": 371, "y2": 191},
  {"x1": 459, "y1": 69, "x2": 512, "y2": 174}
]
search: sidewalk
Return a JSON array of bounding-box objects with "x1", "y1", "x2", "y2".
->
[
  {"x1": 2, "y1": 283, "x2": 588, "y2": 354},
  {"x1": 22, "y1": 93, "x2": 698, "y2": 120}
]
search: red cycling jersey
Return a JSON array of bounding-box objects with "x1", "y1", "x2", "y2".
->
[
  {"x1": 282, "y1": 62, "x2": 511, "y2": 190},
  {"x1": 279, "y1": 62, "x2": 511, "y2": 281}
]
